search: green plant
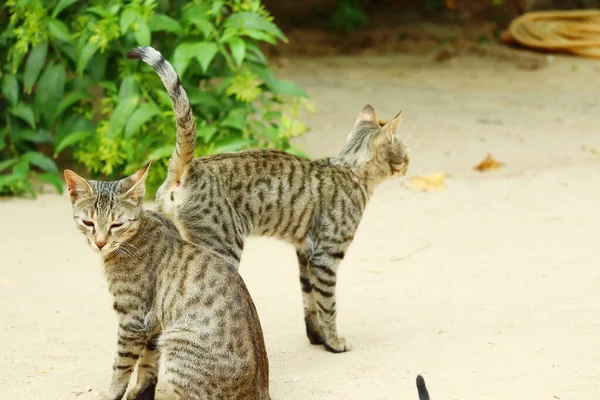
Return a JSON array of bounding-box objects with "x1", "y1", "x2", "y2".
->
[{"x1": 0, "y1": 0, "x2": 313, "y2": 197}]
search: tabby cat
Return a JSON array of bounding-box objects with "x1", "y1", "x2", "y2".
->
[
  {"x1": 64, "y1": 163, "x2": 270, "y2": 400},
  {"x1": 127, "y1": 46, "x2": 409, "y2": 354}
]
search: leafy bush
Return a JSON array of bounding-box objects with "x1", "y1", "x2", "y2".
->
[{"x1": 0, "y1": 0, "x2": 313, "y2": 197}]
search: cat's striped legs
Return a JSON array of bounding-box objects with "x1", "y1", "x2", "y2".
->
[
  {"x1": 296, "y1": 248, "x2": 324, "y2": 345},
  {"x1": 126, "y1": 336, "x2": 159, "y2": 400},
  {"x1": 106, "y1": 326, "x2": 147, "y2": 400},
  {"x1": 308, "y1": 249, "x2": 350, "y2": 353}
]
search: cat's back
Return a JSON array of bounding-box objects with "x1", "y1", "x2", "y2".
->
[{"x1": 188, "y1": 149, "x2": 315, "y2": 183}]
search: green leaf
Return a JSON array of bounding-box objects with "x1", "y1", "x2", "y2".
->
[
  {"x1": 10, "y1": 103, "x2": 36, "y2": 128},
  {"x1": 212, "y1": 137, "x2": 252, "y2": 153},
  {"x1": 211, "y1": 0, "x2": 224, "y2": 16},
  {"x1": 148, "y1": 14, "x2": 181, "y2": 33},
  {"x1": 35, "y1": 63, "x2": 67, "y2": 122},
  {"x1": 119, "y1": 76, "x2": 139, "y2": 101},
  {"x1": 182, "y1": 4, "x2": 214, "y2": 37},
  {"x1": 1, "y1": 75, "x2": 18, "y2": 105},
  {"x1": 54, "y1": 115, "x2": 94, "y2": 148},
  {"x1": 54, "y1": 130, "x2": 92, "y2": 157},
  {"x1": 228, "y1": 37, "x2": 246, "y2": 68},
  {"x1": 12, "y1": 158, "x2": 30, "y2": 178},
  {"x1": 0, "y1": 158, "x2": 19, "y2": 173},
  {"x1": 53, "y1": 0, "x2": 79, "y2": 17},
  {"x1": 120, "y1": 8, "x2": 139, "y2": 34},
  {"x1": 272, "y1": 79, "x2": 307, "y2": 98},
  {"x1": 37, "y1": 172, "x2": 64, "y2": 194},
  {"x1": 241, "y1": 29, "x2": 277, "y2": 45},
  {"x1": 220, "y1": 108, "x2": 247, "y2": 131},
  {"x1": 98, "y1": 80, "x2": 117, "y2": 93},
  {"x1": 245, "y1": 43, "x2": 267, "y2": 65},
  {"x1": 124, "y1": 103, "x2": 160, "y2": 139},
  {"x1": 77, "y1": 41, "x2": 99, "y2": 74},
  {"x1": 173, "y1": 42, "x2": 217, "y2": 75},
  {"x1": 187, "y1": 88, "x2": 221, "y2": 108},
  {"x1": 108, "y1": 97, "x2": 138, "y2": 137},
  {"x1": 134, "y1": 20, "x2": 151, "y2": 46},
  {"x1": 220, "y1": 27, "x2": 238, "y2": 43},
  {"x1": 54, "y1": 91, "x2": 92, "y2": 120},
  {"x1": 87, "y1": 6, "x2": 112, "y2": 18},
  {"x1": 225, "y1": 12, "x2": 286, "y2": 42},
  {"x1": 247, "y1": 63, "x2": 277, "y2": 91},
  {"x1": 23, "y1": 152, "x2": 58, "y2": 173},
  {"x1": 196, "y1": 126, "x2": 218, "y2": 142},
  {"x1": 195, "y1": 43, "x2": 218, "y2": 73},
  {"x1": 14, "y1": 129, "x2": 53, "y2": 144},
  {"x1": 89, "y1": 51, "x2": 108, "y2": 82},
  {"x1": 47, "y1": 19, "x2": 73, "y2": 43},
  {"x1": 24, "y1": 42, "x2": 48, "y2": 93},
  {"x1": 148, "y1": 144, "x2": 174, "y2": 160}
]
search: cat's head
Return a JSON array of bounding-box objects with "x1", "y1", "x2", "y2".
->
[
  {"x1": 338, "y1": 105, "x2": 409, "y2": 176},
  {"x1": 64, "y1": 163, "x2": 151, "y2": 256}
]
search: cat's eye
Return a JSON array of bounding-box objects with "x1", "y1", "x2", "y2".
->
[
  {"x1": 110, "y1": 222, "x2": 124, "y2": 229},
  {"x1": 82, "y1": 220, "x2": 94, "y2": 227}
]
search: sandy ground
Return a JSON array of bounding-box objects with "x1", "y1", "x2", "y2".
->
[{"x1": 2, "y1": 46, "x2": 600, "y2": 399}]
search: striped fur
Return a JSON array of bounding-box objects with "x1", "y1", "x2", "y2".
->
[
  {"x1": 130, "y1": 46, "x2": 409, "y2": 353},
  {"x1": 127, "y1": 47, "x2": 196, "y2": 187},
  {"x1": 64, "y1": 164, "x2": 270, "y2": 400}
]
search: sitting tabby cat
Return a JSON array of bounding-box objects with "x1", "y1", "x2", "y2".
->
[
  {"x1": 127, "y1": 46, "x2": 410, "y2": 354},
  {"x1": 64, "y1": 163, "x2": 270, "y2": 400}
]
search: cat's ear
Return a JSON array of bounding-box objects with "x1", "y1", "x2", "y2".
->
[
  {"x1": 121, "y1": 162, "x2": 151, "y2": 204},
  {"x1": 354, "y1": 104, "x2": 378, "y2": 127},
  {"x1": 64, "y1": 170, "x2": 93, "y2": 204},
  {"x1": 381, "y1": 111, "x2": 402, "y2": 142}
]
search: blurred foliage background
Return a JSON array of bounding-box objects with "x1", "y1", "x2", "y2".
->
[{"x1": 0, "y1": 0, "x2": 313, "y2": 197}]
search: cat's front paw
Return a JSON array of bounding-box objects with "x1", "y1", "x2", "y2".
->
[{"x1": 323, "y1": 336, "x2": 352, "y2": 353}]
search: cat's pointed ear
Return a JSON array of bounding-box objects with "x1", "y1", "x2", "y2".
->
[
  {"x1": 354, "y1": 104, "x2": 378, "y2": 127},
  {"x1": 382, "y1": 111, "x2": 402, "y2": 142},
  {"x1": 64, "y1": 170, "x2": 93, "y2": 204},
  {"x1": 122, "y1": 162, "x2": 151, "y2": 204}
]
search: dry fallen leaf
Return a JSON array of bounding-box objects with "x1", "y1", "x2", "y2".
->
[
  {"x1": 405, "y1": 172, "x2": 446, "y2": 192},
  {"x1": 474, "y1": 153, "x2": 504, "y2": 171}
]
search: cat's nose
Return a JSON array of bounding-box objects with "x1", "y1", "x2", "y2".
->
[{"x1": 95, "y1": 241, "x2": 107, "y2": 249}]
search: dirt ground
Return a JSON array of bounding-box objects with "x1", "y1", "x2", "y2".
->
[{"x1": 2, "y1": 44, "x2": 600, "y2": 399}]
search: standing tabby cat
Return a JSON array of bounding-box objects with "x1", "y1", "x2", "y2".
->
[
  {"x1": 64, "y1": 163, "x2": 269, "y2": 400},
  {"x1": 127, "y1": 46, "x2": 409, "y2": 354}
]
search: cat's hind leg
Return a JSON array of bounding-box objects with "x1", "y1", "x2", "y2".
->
[
  {"x1": 308, "y1": 247, "x2": 351, "y2": 353},
  {"x1": 296, "y1": 246, "x2": 324, "y2": 345}
]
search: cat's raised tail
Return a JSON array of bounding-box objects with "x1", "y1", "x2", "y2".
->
[
  {"x1": 127, "y1": 46, "x2": 195, "y2": 183},
  {"x1": 416, "y1": 375, "x2": 431, "y2": 400}
]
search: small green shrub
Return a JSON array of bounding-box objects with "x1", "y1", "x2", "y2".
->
[{"x1": 0, "y1": 0, "x2": 313, "y2": 197}]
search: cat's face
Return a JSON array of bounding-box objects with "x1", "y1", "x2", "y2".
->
[
  {"x1": 343, "y1": 105, "x2": 409, "y2": 175},
  {"x1": 64, "y1": 163, "x2": 150, "y2": 256}
]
